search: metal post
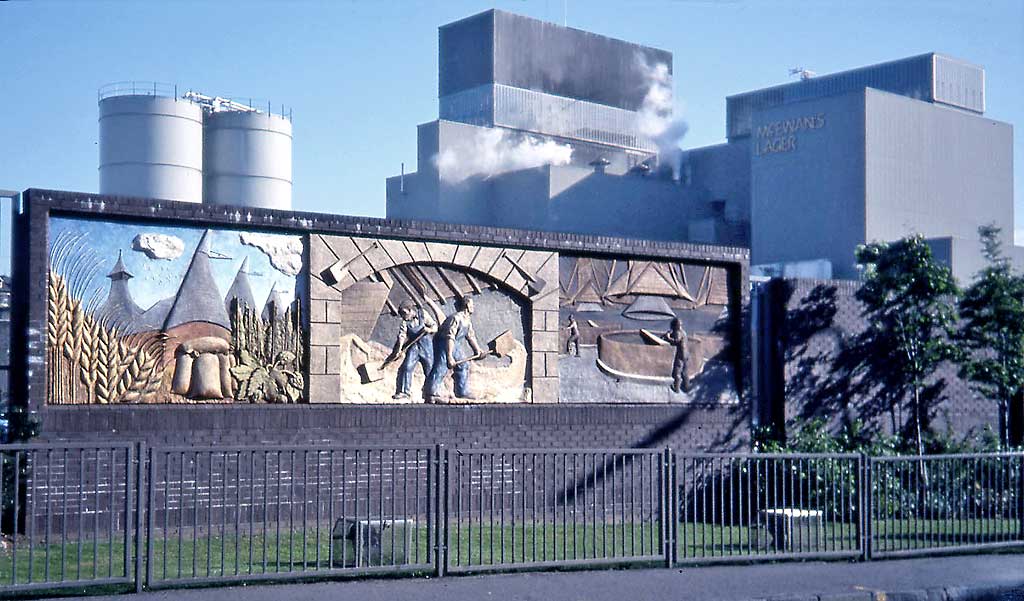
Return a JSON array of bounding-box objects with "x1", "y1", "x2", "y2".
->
[
  {"x1": 661, "y1": 448, "x2": 672, "y2": 568},
  {"x1": 145, "y1": 447, "x2": 155, "y2": 587},
  {"x1": 434, "y1": 444, "x2": 447, "y2": 577},
  {"x1": 135, "y1": 442, "x2": 146, "y2": 592},
  {"x1": 667, "y1": 449, "x2": 678, "y2": 566},
  {"x1": 1017, "y1": 453, "x2": 1023, "y2": 541},
  {"x1": 862, "y1": 454, "x2": 872, "y2": 561}
]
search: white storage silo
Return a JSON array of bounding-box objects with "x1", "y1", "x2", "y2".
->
[
  {"x1": 99, "y1": 84, "x2": 204, "y2": 203},
  {"x1": 202, "y1": 109, "x2": 293, "y2": 210}
]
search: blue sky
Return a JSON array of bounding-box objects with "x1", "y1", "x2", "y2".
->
[
  {"x1": 2, "y1": 0, "x2": 1022, "y2": 250},
  {"x1": 49, "y1": 216, "x2": 300, "y2": 312}
]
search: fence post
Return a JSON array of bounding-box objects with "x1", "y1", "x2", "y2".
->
[
  {"x1": 1018, "y1": 453, "x2": 1024, "y2": 541},
  {"x1": 145, "y1": 446, "x2": 155, "y2": 587},
  {"x1": 861, "y1": 453, "x2": 872, "y2": 561},
  {"x1": 134, "y1": 442, "x2": 146, "y2": 593},
  {"x1": 434, "y1": 444, "x2": 447, "y2": 578},
  {"x1": 669, "y1": 449, "x2": 678, "y2": 566},
  {"x1": 662, "y1": 448, "x2": 674, "y2": 568}
]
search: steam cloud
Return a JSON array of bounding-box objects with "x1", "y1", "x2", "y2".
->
[
  {"x1": 636, "y1": 55, "x2": 689, "y2": 179},
  {"x1": 238, "y1": 233, "x2": 303, "y2": 276},
  {"x1": 132, "y1": 233, "x2": 185, "y2": 261},
  {"x1": 434, "y1": 129, "x2": 573, "y2": 183}
]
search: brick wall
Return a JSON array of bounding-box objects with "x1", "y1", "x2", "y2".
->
[
  {"x1": 761, "y1": 278, "x2": 998, "y2": 441},
  {"x1": 13, "y1": 189, "x2": 750, "y2": 452},
  {"x1": 39, "y1": 403, "x2": 749, "y2": 451}
]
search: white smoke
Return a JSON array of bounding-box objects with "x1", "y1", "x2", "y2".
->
[
  {"x1": 434, "y1": 129, "x2": 573, "y2": 183},
  {"x1": 131, "y1": 233, "x2": 184, "y2": 261},
  {"x1": 238, "y1": 233, "x2": 303, "y2": 277},
  {"x1": 636, "y1": 55, "x2": 689, "y2": 180}
]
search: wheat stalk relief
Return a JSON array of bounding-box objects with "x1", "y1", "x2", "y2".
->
[
  {"x1": 47, "y1": 252, "x2": 166, "y2": 404},
  {"x1": 46, "y1": 226, "x2": 306, "y2": 405}
]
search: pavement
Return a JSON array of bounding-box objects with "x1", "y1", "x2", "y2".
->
[{"x1": 38, "y1": 554, "x2": 1024, "y2": 601}]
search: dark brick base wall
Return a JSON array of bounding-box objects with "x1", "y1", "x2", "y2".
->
[
  {"x1": 36, "y1": 404, "x2": 749, "y2": 452},
  {"x1": 763, "y1": 278, "x2": 998, "y2": 441}
]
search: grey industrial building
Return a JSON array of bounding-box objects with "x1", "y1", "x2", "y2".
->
[{"x1": 386, "y1": 9, "x2": 1016, "y2": 282}]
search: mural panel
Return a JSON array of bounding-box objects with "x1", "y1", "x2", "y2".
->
[
  {"x1": 307, "y1": 234, "x2": 560, "y2": 404},
  {"x1": 43, "y1": 215, "x2": 738, "y2": 407},
  {"x1": 558, "y1": 256, "x2": 738, "y2": 403},
  {"x1": 46, "y1": 217, "x2": 305, "y2": 404}
]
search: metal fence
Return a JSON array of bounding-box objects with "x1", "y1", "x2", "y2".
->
[
  {"x1": 675, "y1": 453, "x2": 863, "y2": 563},
  {"x1": 444, "y1": 449, "x2": 667, "y2": 573},
  {"x1": 0, "y1": 443, "x2": 137, "y2": 593},
  {"x1": 145, "y1": 446, "x2": 435, "y2": 588},
  {"x1": 867, "y1": 452, "x2": 1024, "y2": 557},
  {"x1": 0, "y1": 444, "x2": 1020, "y2": 595}
]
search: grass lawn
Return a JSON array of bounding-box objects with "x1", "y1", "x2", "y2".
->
[{"x1": 0, "y1": 518, "x2": 1020, "y2": 588}]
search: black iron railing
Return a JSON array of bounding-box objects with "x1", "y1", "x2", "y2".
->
[{"x1": 0, "y1": 443, "x2": 1019, "y2": 595}]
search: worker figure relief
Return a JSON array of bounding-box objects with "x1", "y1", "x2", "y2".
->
[
  {"x1": 565, "y1": 314, "x2": 580, "y2": 356},
  {"x1": 665, "y1": 317, "x2": 691, "y2": 394},
  {"x1": 426, "y1": 295, "x2": 485, "y2": 404},
  {"x1": 385, "y1": 300, "x2": 438, "y2": 400}
]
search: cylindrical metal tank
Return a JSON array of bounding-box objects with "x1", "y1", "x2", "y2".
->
[
  {"x1": 202, "y1": 110, "x2": 292, "y2": 210},
  {"x1": 99, "y1": 86, "x2": 204, "y2": 203}
]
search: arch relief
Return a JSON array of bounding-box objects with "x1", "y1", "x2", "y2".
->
[{"x1": 307, "y1": 234, "x2": 560, "y2": 404}]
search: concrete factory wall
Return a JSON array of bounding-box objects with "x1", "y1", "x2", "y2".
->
[
  {"x1": 750, "y1": 88, "x2": 1015, "y2": 281},
  {"x1": 862, "y1": 88, "x2": 1015, "y2": 280},
  {"x1": 386, "y1": 117, "x2": 750, "y2": 248},
  {"x1": 13, "y1": 189, "x2": 750, "y2": 450},
  {"x1": 750, "y1": 91, "x2": 867, "y2": 277}
]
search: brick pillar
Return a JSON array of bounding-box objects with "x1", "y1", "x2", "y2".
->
[
  {"x1": 306, "y1": 237, "x2": 345, "y2": 403},
  {"x1": 520, "y1": 253, "x2": 560, "y2": 403}
]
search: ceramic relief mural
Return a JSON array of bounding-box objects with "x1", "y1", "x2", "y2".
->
[
  {"x1": 46, "y1": 217, "x2": 305, "y2": 404},
  {"x1": 307, "y1": 234, "x2": 560, "y2": 404},
  {"x1": 558, "y1": 257, "x2": 738, "y2": 403},
  {"x1": 45, "y1": 214, "x2": 739, "y2": 407}
]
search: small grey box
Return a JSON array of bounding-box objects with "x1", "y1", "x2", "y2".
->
[
  {"x1": 331, "y1": 518, "x2": 414, "y2": 567},
  {"x1": 758, "y1": 508, "x2": 823, "y2": 552}
]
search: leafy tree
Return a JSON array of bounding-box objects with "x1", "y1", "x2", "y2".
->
[
  {"x1": 853, "y1": 235, "x2": 960, "y2": 457},
  {"x1": 957, "y1": 224, "x2": 1024, "y2": 447},
  {"x1": 0, "y1": 405, "x2": 38, "y2": 534}
]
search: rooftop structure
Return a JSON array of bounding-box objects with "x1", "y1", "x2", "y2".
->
[
  {"x1": 726, "y1": 53, "x2": 985, "y2": 140},
  {"x1": 387, "y1": 10, "x2": 1016, "y2": 282},
  {"x1": 439, "y1": 9, "x2": 671, "y2": 153}
]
